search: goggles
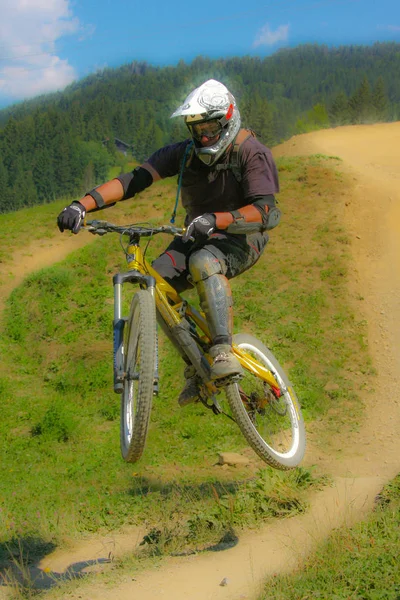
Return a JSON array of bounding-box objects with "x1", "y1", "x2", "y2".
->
[{"x1": 187, "y1": 119, "x2": 222, "y2": 141}]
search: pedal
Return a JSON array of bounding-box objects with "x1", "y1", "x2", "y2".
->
[{"x1": 214, "y1": 373, "x2": 243, "y2": 388}]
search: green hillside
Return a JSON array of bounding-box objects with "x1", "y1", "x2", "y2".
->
[
  {"x1": 0, "y1": 155, "x2": 375, "y2": 592},
  {"x1": 0, "y1": 42, "x2": 399, "y2": 213}
]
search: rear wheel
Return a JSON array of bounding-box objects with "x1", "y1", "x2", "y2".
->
[
  {"x1": 225, "y1": 333, "x2": 306, "y2": 470},
  {"x1": 120, "y1": 290, "x2": 156, "y2": 463}
]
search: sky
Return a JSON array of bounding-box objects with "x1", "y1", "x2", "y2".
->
[{"x1": 0, "y1": 0, "x2": 399, "y2": 109}]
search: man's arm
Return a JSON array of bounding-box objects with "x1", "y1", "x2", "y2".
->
[
  {"x1": 183, "y1": 142, "x2": 281, "y2": 241},
  {"x1": 78, "y1": 164, "x2": 159, "y2": 212},
  {"x1": 57, "y1": 164, "x2": 160, "y2": 233},
  {"x1": 213, "y1": 195, "x2": 281, "y2": 233},
  {"x1": 183, "y1": 195, "x2": 281, "y2": 242}
]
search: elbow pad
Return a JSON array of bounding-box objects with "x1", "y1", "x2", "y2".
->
[
  {"x1": 116, "y1": 166, "x2": 153, "y2": 200},
  {"x1": 252, "y1": 195, "x2": 281, "y2": 231},
  {"x1": 214, "y1": 195, "x2": 281, "y2": 234}
]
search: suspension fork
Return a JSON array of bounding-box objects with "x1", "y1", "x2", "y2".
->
[{"x1": 112, "y1": 271, "x2": 157, "y2": 394}]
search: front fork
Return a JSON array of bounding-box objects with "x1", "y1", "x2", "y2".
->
[{"x1": 112, "y1": 271, "x2": 157, "y2": 394}]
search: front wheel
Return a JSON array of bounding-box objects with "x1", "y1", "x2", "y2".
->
[
  {"x1": 120, "y1": 290, "x2": 157, "y2": 463},
  {"x1": 225, "y1": 333, "x2": 306, "y2": 470}
]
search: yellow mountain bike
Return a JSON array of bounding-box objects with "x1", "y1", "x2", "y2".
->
[{"x1": 84, "y1": 219, "x2": 306, "y2": 470}]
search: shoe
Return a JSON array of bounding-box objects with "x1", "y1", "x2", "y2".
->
[
  {"x1": 209, "y1": 344, "x2": 243, "y2": 381},
  {"x1": 178, "y1": 365, "x2": 201, "y2": 407}
]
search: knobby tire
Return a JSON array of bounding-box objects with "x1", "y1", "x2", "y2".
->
[
  {"x1": 225, "y1": 333, "x2": 306, "y2": 470},
  {"x1": 120, "y1": 289, "x2": 157, "y2": 463}
]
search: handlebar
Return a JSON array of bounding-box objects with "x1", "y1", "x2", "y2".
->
[{"x1": 83, "y1": 219, "x2": 184, "y2": 238}]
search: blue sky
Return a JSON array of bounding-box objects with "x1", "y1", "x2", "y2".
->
[{"x1": 0, "y1": 0, "x2": 399, "y2": 109}]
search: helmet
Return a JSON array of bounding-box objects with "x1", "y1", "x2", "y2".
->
[{"x1": 171, "y1": 79, "x2": 241, "y2": 166}]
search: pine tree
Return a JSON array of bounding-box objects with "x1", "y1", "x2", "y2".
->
[
  {"x1": 308, "y1": 104, "x2": 330, "y2": 128},
  {"x1": 14, "y1": 169, "x2": 38, "y2": 207},
  {"x1": 242, "y1": 93, "x2": 275, "y2": 146},
  {"x1": 295, "y1": 104, "x2": 329, "y2": 133},
  {"x1": 83, "y1": 161, "x2": 95, "y2": 192},
  {"x1": 170, "y1": 119, "x2": 187, "y2": 144},
  {"x1": 349, "y1": 76, "x2": 373, "y2": 123},
  {"x1": 372, "y1": 77, "x2": 388, "y2": 121},
  {"x1": 33, "y1": 148, "x2": 56, "y2": 202},
  {"x1": 330, "y1": 91, "x2": 351, "y2": 126},
  {"x1": 0, "y1": 157, "x2": 10, "y2": 212}
]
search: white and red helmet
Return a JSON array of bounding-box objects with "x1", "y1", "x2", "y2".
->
[{"x1": 171, "y1": 79, "x2": 241, "y2": 166}]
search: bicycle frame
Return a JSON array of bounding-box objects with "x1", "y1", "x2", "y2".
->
[
  {"x1": 112, "y1": 231, "x2": 281, "y2": 395},
  {"x1": 83, "y1": 219, "x2": 306, "y2": 469}
]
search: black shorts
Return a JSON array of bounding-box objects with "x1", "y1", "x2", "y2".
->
[{"x1": 152, "y1": 230, "x2": 269, "y2": 293}]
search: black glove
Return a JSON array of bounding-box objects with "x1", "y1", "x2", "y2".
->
[
  {"x1": 57, "y1": 202, "x2": 86, "y2": 234},
  {"x1": 182, "y1": 213, "x2": 216, "y2": 243}
]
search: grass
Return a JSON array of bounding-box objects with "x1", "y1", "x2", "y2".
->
[
  {"x1": 0, "y1": 159, "x2": 136, "y2": 267},
  {"x1": 258, "y1": 474, "x2": 400, "y2": 599},
  {"x1": 0, "y1": 154, "x2": 374, "y2": 595},
  {"x1": 0, "y1": 200, "x2": 67, "y2": 267},
  {"x1": 121, "y1": 466, "x2": 328, "y2": 559}
]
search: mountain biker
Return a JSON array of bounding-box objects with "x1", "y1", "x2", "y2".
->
[{"x1": 57, "y1": 79, "x2": 280, "y2": 407}]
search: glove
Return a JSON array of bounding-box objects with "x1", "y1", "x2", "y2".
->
[
  {"x1": 182, "y1": 213, "x2": 216, "y2": 243},
  {"x1": 57, "y1": 202, "x2": 86, "y2": 234}
]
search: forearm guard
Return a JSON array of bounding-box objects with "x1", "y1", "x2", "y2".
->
[
  {"x1": 214, "y1": 195, "x2": 281, "y2": 234},
  {"x1": 116, "y1": 166, "x2": 153, "y2": 200},
  {"x1": 84, "y1": 166, "x2": 153, "y2": 210}
]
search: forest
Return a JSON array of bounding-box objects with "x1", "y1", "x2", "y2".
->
[{"x1": 0, "y1": 42, "x2": 399, "y2": 213}]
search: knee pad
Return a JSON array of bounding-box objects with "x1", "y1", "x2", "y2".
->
[
  {"x1": 188, "y1": 247, "x2": 226, "y2": 284},
  {"x1": 195, "y1": 274, "x2": 233, "y2": 344},
  {"x1": 188, "y1": 248, "x2": 232, "y2": 344}
]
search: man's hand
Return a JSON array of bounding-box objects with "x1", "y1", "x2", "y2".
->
[
  {"x1": 57, "y1": 202, "x2": 86, "y2": 234},
  {"x1": 182, "y1": 213, "x2": 216, "y2": 243}
]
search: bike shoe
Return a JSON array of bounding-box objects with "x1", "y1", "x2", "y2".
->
[
  {"x1": 178, "y1": 365, "x2": 201, "y2": 407},
  {"x1": 209, "y1": 344, "x2": 243, "y2": 381}
]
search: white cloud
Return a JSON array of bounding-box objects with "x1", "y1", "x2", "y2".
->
[
  {"x1": 253, "y1": 23, "x2": 290, "y2": 48},
  {"x1": 377, "y1": 24, "x2": 400, "y2": 32},
  {"x1": 0, "y1": 0, "x2": 91, "y2": 102}
]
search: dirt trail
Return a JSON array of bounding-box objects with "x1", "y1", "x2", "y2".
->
[
  {"x1": 2, "y1": 123, "x2": 400, "y2": 599},
  {"x1": 0, "y1": 233, "x2": 94, "y2": 311}
]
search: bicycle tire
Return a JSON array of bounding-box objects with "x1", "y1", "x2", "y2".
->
[
  {"x1": 225, "y1": 333, "x2": 306, "y2": 470},
  {"x1": 120, "y1": 289, "x2": 157, "y2": 463}
]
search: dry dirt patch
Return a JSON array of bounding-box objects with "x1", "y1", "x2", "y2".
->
[{"x1": 0, "y1": 234, "x2": 94, "y2": 312}]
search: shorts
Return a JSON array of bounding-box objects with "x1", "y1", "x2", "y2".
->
[{"x1": 152, "y1": 230, "x2": 269, "y2": 293}]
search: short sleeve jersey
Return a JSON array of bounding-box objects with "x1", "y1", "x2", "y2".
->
[{"x1": 146, "y1": 134, "x2": 280, "y2": 222}]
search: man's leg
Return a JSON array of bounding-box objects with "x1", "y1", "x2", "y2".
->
[
  {"x1": 151, "y1": 232, "x2": 269, "y2": 394},
  {"x1": 151, "y1": 237, "x2": 194, "y2": 361},
  {"x1": 188, "y1": 246, "x2": 242, "y2": 380},
  {"x1": 188, "y1": 231, "x2": 269, "y2": 381},
  {"x1": 151, "y1": 239, "x2": 202, "y2": 406}
]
